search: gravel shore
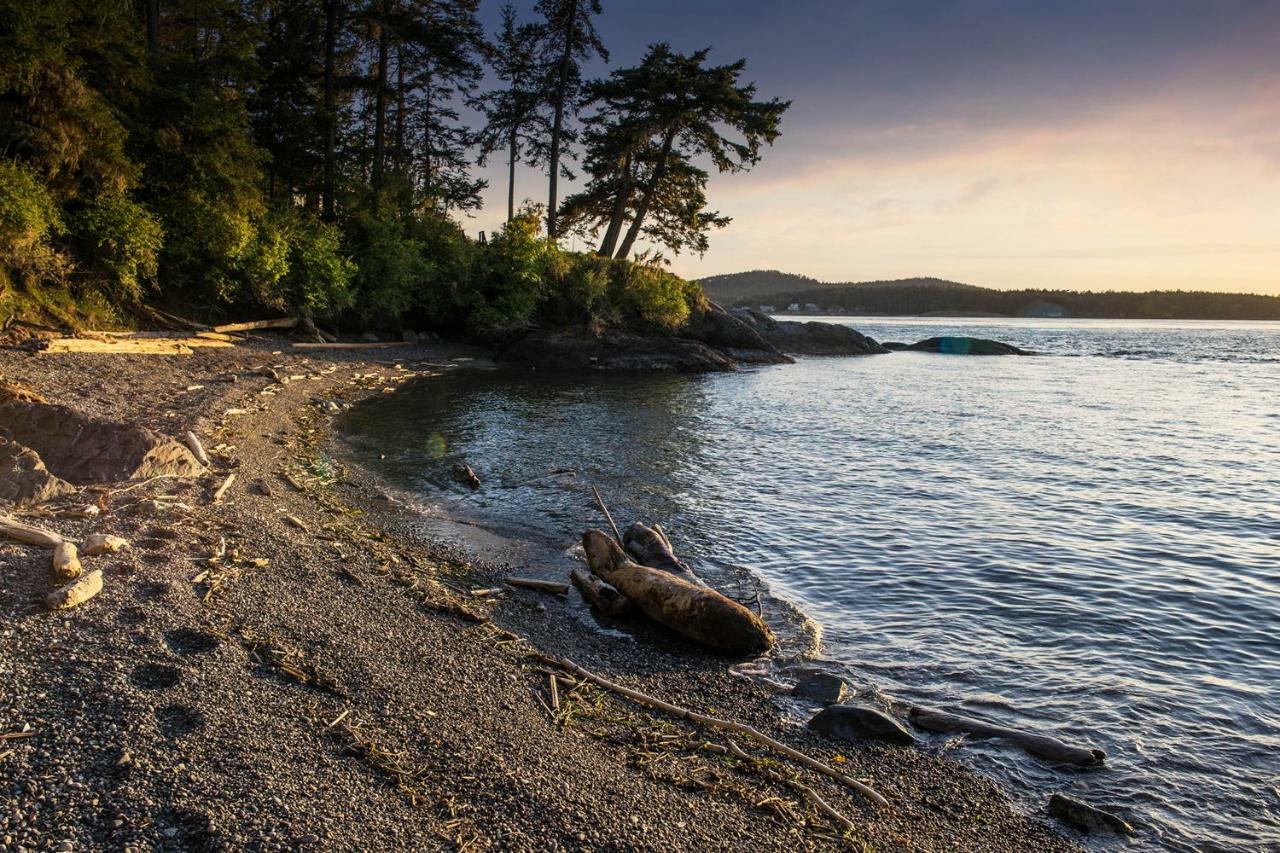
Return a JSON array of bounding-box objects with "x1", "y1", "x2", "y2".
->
[{"x1": 0, "y1": 338, "x2": 1078, "y2": 851}]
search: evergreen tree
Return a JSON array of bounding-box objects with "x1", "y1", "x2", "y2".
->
[
  {"x1": 534, "y1": 0, "x2": 606, "y2": 239},
  {"x1": 477, "y1": 5, "x2": 550, "y2": 222}
]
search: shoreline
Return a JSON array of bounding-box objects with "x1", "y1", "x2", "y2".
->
[{"x1": 0, "y1": 339, "x2": 1078, "y2": 851}]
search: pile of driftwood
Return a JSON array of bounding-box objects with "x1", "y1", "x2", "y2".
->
[
  {"x1": 0, "y1": 514, "x2": 128, "y2": 609},
  {"x1": 567, "y1": 489, "x2": 772, "y2": 655}
]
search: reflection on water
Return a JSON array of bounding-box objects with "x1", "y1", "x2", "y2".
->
[{"x1": 341, "y1": 317, "x2": 1280, "y2": 851}]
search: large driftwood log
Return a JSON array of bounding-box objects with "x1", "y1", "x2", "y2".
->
[
  {"x1": 623, "y1": 521, "x2": 703, "y2": 585},
  {"x1": 0, "y1": 514, "x2": 64, "y2": 548},
  {"x1": 569, "y1": 567, "x2": 631, "y2": 615},
  {"x1": 52, "y1": 541, "x2": 82, "y2": 580},
  {"x1": 909, "y1": 706, "x2": 1105, "y2": 766},
  {"x1": 40, "y1": 337, "x2": 231, "y2": 354},
  {"x1": 213, "y1": 317, "x2": 297, "y2": 333},
  {"x1": 582, "y1": 529, "x2": 773, "y2": 654},
  {"x1": 290, "y1": 341, "x2": 414, "y2": 350},
  {"x1": 46, "y1": 569, "x2": 103, "y2": 610}
]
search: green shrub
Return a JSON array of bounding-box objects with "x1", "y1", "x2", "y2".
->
[
  {"x1": 0, "y1": 160, "x2": 64, "y2": 278},
  {"x1": 73, "y1": 192, "x2": 162, "y2": 301},
  {"x1": 346, "y1": 209, "x2": 429, "y2": 324},
  {"x1": 607, "y1": 259, "x2": 692, "y2": 331},
  {"x1": 277, "y1": 210, "x2": 355, "y2": 317},
  {"x1": 467, "y1": 207, "x2": 551, "y2": 334}
]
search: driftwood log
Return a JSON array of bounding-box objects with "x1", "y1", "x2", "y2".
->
[
  {"x1": 569, "y1": 567, "x2": 631, "y2": 616},
  {"x1": 582, "y1": 529, "x2": 773, "y2": 654},
  {"x1": 0, "y1": 514, "x2": 64, "y2": 548},
  {"x1": 52, "y1": 541, "x2": 81, "y2": 580},
  {"x1": 46, "y1": 570, "x2": 103, "y2": 610},
  {"x1": 213, "y1": 318, "x2": 297, "y2": 333},
  {"x1": 291, "y1": 341, "x2": 414, "y2": 351},
  {"x1": 547, "y1": 656, "x2": 887, "y2": 808},
  {"x1": 622, "y1": 522, "x2": 704, "y2": 586},
  {"x1": 909, "y1": 706, "x2": 1105, "y2": 766},
  {"x1": 184, "y1": 431, "x2": 211, "y2": 467},
  {"x1": 504, "y1": 577, "x2": 569, "y2": 595}
]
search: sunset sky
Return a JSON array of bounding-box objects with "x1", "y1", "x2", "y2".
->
[{"x1": 473, "y1": 1, "x2": 1280, "y2": 294}]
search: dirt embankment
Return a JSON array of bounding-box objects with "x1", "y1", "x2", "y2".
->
[{"x1": 0, "y1": 339, "x2": 1076, "y2": 852}]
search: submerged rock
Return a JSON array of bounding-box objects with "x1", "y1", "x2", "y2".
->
[
  {"x1": 0, "y1": 436, "x2": 77, "y2": 504},
  {"x1": 893, "y1": 336, "x2": 1032, "y2": 355},
  {"x1": 790, "y1": 672, "x2": 848, "y2": 705},
  {"x1": 808, "y1": 705, "x2": 917, "y2": 745},
  {"x1": 730, "y1": 308, "x2": 887, "y2": 356},
  {"x1": 1048, "y1": 793, "x2": 1135, "y2": 836},
  {"x1": 0, "y1": 402, "x2": 204, "y2": 484}
]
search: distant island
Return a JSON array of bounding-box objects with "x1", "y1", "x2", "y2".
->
[{"x1": 700, "y1": 270, "x2": 1280, "y2": 321}]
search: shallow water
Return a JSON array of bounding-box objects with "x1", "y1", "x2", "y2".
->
[{"x1": 341, "y1": 317, "x2": 1280, "y2": 851}]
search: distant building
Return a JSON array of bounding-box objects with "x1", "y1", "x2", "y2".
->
[
  {"x1": 759, "y1": 305, "x2": 775, "y2": 313},
  {"x1": 787, "y1": 303, "x2": 801, "y2": 312},
  {"x1": 804, "y1": 303, "x2": 820, "y2": 313}
]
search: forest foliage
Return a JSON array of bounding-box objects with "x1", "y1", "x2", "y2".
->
[{"x1": 0, "y1": 0, "x2": 784, "y2": 333}]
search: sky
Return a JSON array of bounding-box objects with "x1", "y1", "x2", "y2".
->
[{"x1": 470, "y1": 1, "x2": 1280, "y2": 294}]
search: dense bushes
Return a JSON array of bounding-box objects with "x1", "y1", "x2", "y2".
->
[{"x1": 0, "y1": 160, "x2": 63, "y2": 284}]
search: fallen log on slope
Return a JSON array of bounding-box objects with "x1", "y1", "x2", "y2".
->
[
  {"x1": 908, "y1": 706, "x2": 1105, "y2": 766},
  {"x1": 581, "y1": 529, "x2": 773, "y2": 654},
  {"x1": 623, "y1": 521, "x2": 704, "y2": 585},
  {"x1": 569, "y1": 567, "x2": 631, "y2": 615}
]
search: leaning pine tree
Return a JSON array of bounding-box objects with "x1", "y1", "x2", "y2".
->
[{"x1": 562, "y1": 43, "x2": 789, "y2": 260}]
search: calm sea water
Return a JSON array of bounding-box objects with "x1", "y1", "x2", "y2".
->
[{"x1": 341, "y1": 317, "x2": 1280, "y2": 851}]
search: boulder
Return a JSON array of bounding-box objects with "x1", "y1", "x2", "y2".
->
[
  {"x1": 499, "y1": 327, "x2": 739, "y2": 373},
  {"x1": 0, "y1": 437, "x2": 77, "y2": 504},
  {"x1": 790, "y1": 672, "x2": 848, "y2": 705},
  {"x1": 682, "y1": 303, "x2": 792, "y2": 365},
  {"x1": 0, "y1": 402, "x2": 204, "y2": 484},
  {"x1": 730, "y1": 308, "x2": 887, "y2": 356},
  {"x1": 808, "y1": 705, "x2": 917, "y2": 746},
  {"x1": 897, "y1": 336, "x2": 1031, "y2": 356},
  {"x1": 1048, "y1": 794, "x2": 1135, "y2": 836}
]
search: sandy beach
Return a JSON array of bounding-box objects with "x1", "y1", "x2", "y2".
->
[{"x1": 0, "y1": 338, "x2": 1077, "y2": 851}]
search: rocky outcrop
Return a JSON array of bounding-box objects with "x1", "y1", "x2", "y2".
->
[
  {"x1": 885, "y1": 336, "x2": 1032, "y2": 355},
  {"x1": 730, "y1": 308, "x2": 888, "y2": 356},
  {"x1": 681, "y1": 303, "x2": 793, "y2": 365},
  {"x1": 0, "y1": 402, "x2": 205, "y2": 485},
  {"x1": 498, "y1": 327, "x2": 740, "y2": 373},
  {"x1": 0, "y1": 437, "x2": 77, "y2": 504}
]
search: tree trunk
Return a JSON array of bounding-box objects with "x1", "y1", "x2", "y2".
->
[
  {"x1": 614, "y1": 128, "x2": 677, "y2": 260},
  {"x1": 507, "y1": 129, "x2": 517, "y2": 222},
  {"x1": 145, "y1": 0, "x2": 159, "y2": 53},
  {"x1": 371, "y1": 0, "x2": 389, "y2": 204},
  {"x1": 322, "y1": 0, "x2": 337, "y2": 221},
  {"x1": 546, "y1": 33, "x2": 574, "y2": 239},
  {"x1": 393, "y1": 42, "x2": 405, "y2": 175},
  {"x1": 596, "y1": 152, "x2": 633, "y2": 256}
]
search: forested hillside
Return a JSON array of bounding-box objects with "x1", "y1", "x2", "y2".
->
[
  {"x1": 0, "y1": 0, "x2": 785, "y2": 334},
  {"x1": 703, "y1": 271, "x2": 1280, "y2": 321}
]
